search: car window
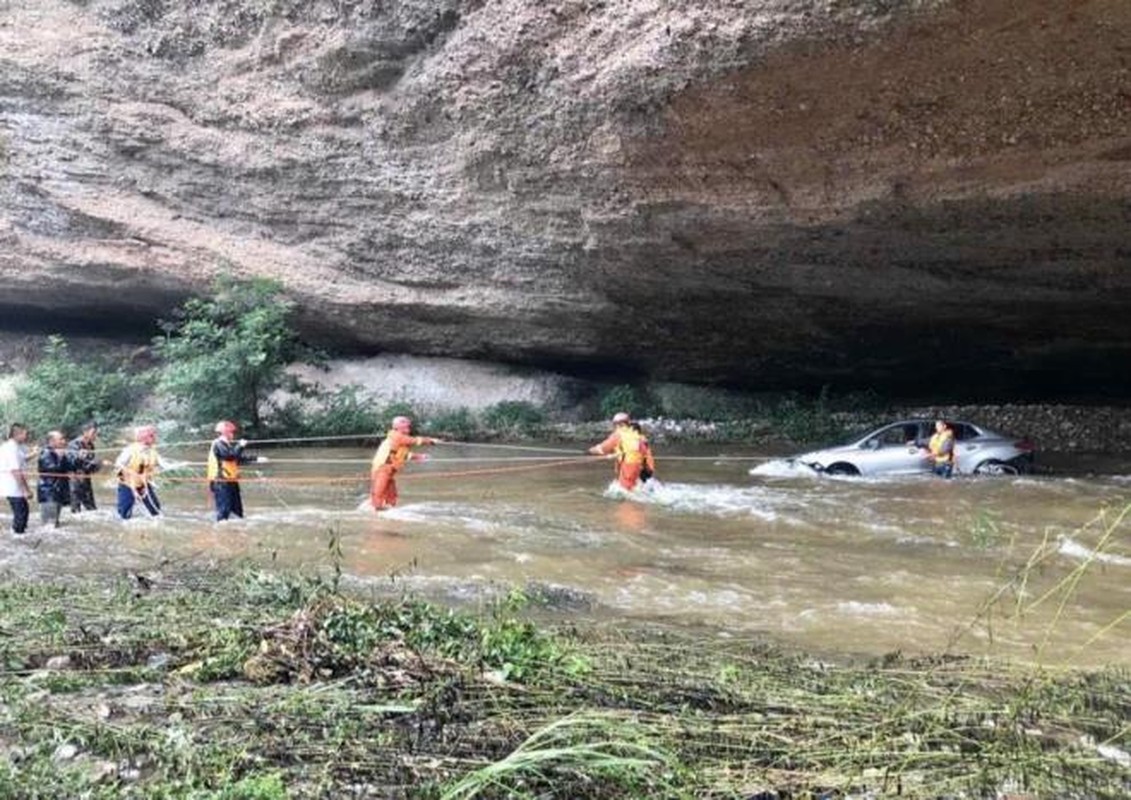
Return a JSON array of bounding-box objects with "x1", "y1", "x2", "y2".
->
[
  {"x1": 951, "y1": 423, "x2": 979, "y2": 441},
  {"x1": 874, "y1": 424, "x2": 918, "y2": 447}
]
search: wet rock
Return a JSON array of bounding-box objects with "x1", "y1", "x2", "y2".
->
[
  {"x1": 0, "y1": 0, "x2": 1128, "y2": 397},
  {"x1": 52, "y1": 742, "x2": 79, "y2": 762},
  {"x1": 44, "y1": 655, "x2": 72, "y2": 670}
]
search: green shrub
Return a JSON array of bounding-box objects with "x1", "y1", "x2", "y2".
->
[
  {"x1": 769, "y1": 389, "x2": 844, "y2": 444},
  {"x1": 5, "y1": 335, "x2": 140, "y2": 435},
  {"x1": 650, "y1": 383, "x2": 761, "y2": 420},
  {"x1": 294, "y1": 382, "x2": 382, "y2": 434},
  {"x1": 217, "y1": 773, "x2": 289, "y2": 800},
  {"x1": 378, "y1": 401, "x2": 419, "y2": 428},
  {"x1": 481, "y1": 401, "x2": 544, "y2": 435},
  {"x1": 597, "y1": 384, "x2": 644, "y2": 420},
  {"x1": 153, "y1": 276, "x2": 313, "y2": 433},
  {"x1": 428, "y1": 407, "x2": 477, "y2": 441}
]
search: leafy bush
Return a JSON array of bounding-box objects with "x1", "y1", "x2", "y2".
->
[
  {"x1": 769, "y1": 389, "x2": 844, "y2": 444},
  {"x1": 481, "y1": 401, "x2": 544, "y2": 436},
  {"x1": 5, "y1": 335, "x2": 140, "y2": 435},
  {"x1": 275, "y1": 385, "x2": 382, "y2": 438},
  {"x1": 217, "y1": 773, "x2": 289, "y2": 800},
  {"x1": 428, "y1": 407, "x2": 477, "y2": 441},
  {"x1": 153, "y1": 276, "x2": 311, "y2": 432},
  {"x1": 379, "y1": 401, "x2": 418, "y2": 427},
  {"x1": 651, "y1": 383, "x2": 762, "y2": 420},
  {"x1": 597, "y1": 384, "x2": 642, "y2": 420}
]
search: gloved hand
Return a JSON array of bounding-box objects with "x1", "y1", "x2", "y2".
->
[
  {"x1": 238, "y1": 439, "x2": 248, "y2": 448},
  {"x1": 256, "y1": 456, "x2": 269, "y2": 464}
]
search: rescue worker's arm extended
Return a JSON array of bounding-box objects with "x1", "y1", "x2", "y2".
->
[
  {"x1": 213, "y1": 439, "x2": 266, "y2": 464},
  {"x1": 588, "y1": 432, "x2": 620, "y2": 456},
  {"x1": 409, "y1": 434, "x2": 441, "y2": 461}
]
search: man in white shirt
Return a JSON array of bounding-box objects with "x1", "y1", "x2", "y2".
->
[{"x1": 1, "y1": 423, "x2": 31, "y2": 534}]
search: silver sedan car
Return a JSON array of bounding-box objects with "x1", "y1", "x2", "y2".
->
[{"x1": 752, "y1": 419, "x2": 1037, "y2": 478}]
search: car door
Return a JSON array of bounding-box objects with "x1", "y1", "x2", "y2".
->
[
  {"x1": 852, "y1": 423, "x2": 930, "y2": 476},
  {"x1": 949, "y1": 423, "x2": 982, "y2": 474}
]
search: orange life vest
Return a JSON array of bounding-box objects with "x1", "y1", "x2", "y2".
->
[
  {"x1": 371, "y1": 430, "x2": 415, "y2": 471},
  {"x1": 117, "y1": 443, "x2": 160, "y2": 489},
  {"x1": 928, "y1": 429, "x2": 955, "y2": 465},
  {"x1": 615, "y1": 425, "x2": 646, "y2": 466},
  {"x1": 206, "y1": 439, "x2": 240, "y2": 482}
]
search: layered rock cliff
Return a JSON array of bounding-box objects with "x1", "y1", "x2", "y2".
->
[{"x1": 1, "y1": 0, "x2": 1128, "y2": 398}]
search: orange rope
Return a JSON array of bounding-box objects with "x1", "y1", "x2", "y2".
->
[{"x1": 33, "y1": 457, "x2": 603, "y2": 485}]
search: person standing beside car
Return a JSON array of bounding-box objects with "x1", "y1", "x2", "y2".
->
[{"x1": 927, "y1": 419, "x2": 956, "y2": 478}]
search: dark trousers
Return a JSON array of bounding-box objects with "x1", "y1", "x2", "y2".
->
[
  {"x1": 212, "y1": 482, "x2": 244, "y2": 521},
  {"x1": 117, "y1": 484, "x2": 161, "y2": 519},
  {"x1": 70, "y1": 477, "x2": 97, "y2": 511},
  {"x1": 7, "y1": 497, "x2": 29, "y2": 533}
]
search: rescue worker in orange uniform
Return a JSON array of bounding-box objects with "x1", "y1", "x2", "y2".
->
[
  {"x1": 588, "y1": 412, "x2": 653, "y2": 491},
  {"x1": 207, "y1": 420, "x2": 267, "y2": 521},
  {"x1": 113, "y1": 425, "x2": 173, "y2": 519},
  {"x1": 370, "y1": 416, "x2": 441, "y2": 510},
  {"x1": 926, "y1": 419, "x2": 956, "y2": 478}
]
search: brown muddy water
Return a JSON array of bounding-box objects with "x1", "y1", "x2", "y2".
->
[{"x1": 4, "y1": 443, "x2": 1129, "y2": 666}]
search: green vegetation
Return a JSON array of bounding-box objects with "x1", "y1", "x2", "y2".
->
[
  {"x1": 274, "y1": 385, "x2": 383, "y2": 438},
  {"x1": 153, "y1": 276, "x2": 309, "y2": 433},
  {"x1": 1, "y1": 335, "x2": 140, "y2": 435},
  {"x1": 597, "y1": 383, "x2": 654, "y2": 420},
  {"x1": 0, "y1": 564, "x2": 1126, "y2": 799},
  {"x1": 479, "y1": 400, "x2": 545, "y2": 437},
  {"x1": 428, "y1": 407, "x2": 478, "y2": 441}
]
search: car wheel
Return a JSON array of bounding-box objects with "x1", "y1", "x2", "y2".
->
[
  {"x1": 973, "y1": 460, "x2": 1019, "y2": 476},
  {"x1": 824, "y1": 463, "x2": 859, "y2": 476}
]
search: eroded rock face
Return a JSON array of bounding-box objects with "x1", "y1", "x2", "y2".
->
[{"x1": 1, "y1": 0, "x2": 1128, "y2": 398}]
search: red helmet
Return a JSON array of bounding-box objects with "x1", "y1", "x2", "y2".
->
[
  {"x1": 215, "y1": 420, "x2": 237, "y2": 435},
  {"x1": 391, "y1": 416, "x2": 412, "y2": 431},
  {"x1": 612, "y1": 412, "x2": 631, "y2": 424},
  {"x1": 135, "y1": 425, "x2": 157, "y2": 444}
]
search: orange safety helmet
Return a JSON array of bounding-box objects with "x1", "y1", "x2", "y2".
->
[
  {"x1": 611, "y1": 412, "x2": 631, "y2": 424},
  {"x1": 215, "y1": 420, "x2": 238, "y2": 436},
  {"x1": 391, "y1": 416, "x2": 412, "y2": 432}
]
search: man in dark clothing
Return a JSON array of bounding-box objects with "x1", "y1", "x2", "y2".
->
[
  {"x1": 207, "y1": 420, "x2": 266, "y2": 521},
  {"x1": 68, "y1": 420, "x2": 101, "y2": 512},
  {"x1": 37, "y1": 430, "x2": 75, "y2": 528}
]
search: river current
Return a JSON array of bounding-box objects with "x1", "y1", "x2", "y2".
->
[{"x1": 4, "y1": 443, "x2": 1129, "y2": 666}]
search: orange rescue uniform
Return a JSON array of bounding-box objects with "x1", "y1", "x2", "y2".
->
[
  {"x1": 592, "y1": 424, "x2": 650, "y2": 490},
  {"x1": 370, "y1": 428, "x2": 429, "y2": 509}
]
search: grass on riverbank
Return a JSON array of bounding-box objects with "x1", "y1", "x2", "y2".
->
[{"x1": 1, "y1": 564, "x2": 1128, "y2": 799}]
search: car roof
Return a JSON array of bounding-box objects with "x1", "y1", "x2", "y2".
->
[{"x1": 866, "y1": 419, "x2": 1004, "y2": 437}]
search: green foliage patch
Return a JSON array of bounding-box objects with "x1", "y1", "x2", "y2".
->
[
  {"x1": 0, "y1": 567, "x2": 1127, "y2": 799},
  {"x1": 153, "y1": 276, "x2": 310, "y2": 433},
  {"x1": 4, "y1": 335, "x2": 140, "y2": 436},
  {"x1": 480, "y1": 401, "x2": 544, "y2": 436}
]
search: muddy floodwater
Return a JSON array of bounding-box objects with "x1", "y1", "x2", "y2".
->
[{"x1": 4, "y1": 443, "x2": 1129, "y2": 666}]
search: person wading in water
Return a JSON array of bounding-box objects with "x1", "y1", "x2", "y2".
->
[
  {"x1": 370, "y1": 416, "x2": 441, "y2": 511},
  {"x1": 588, "y1": 412, "x2": 654, "y2": 491}
]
